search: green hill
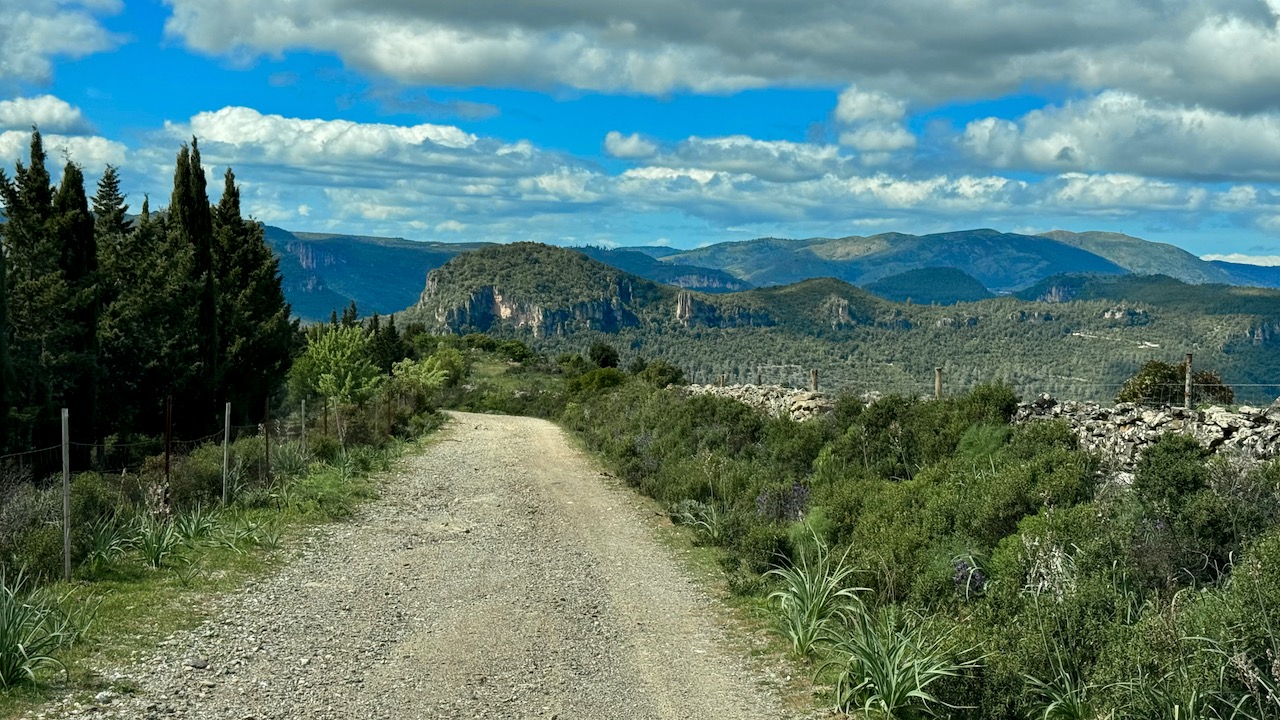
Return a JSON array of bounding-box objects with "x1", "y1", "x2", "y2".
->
[
  {"x1": 864, "y1": 267, "x2": 994, "y2": 304},
  {"x1": 1038, "y1": 230, "x2": 1235, "y2": 284}
]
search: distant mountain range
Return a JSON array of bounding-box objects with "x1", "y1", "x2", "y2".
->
[
  {"x1": 402, "y1": 242, "x2": 1280, "y2": 403},
  {"x1": 262, "y1": 224, "x2": 1280, "y2": 321}
]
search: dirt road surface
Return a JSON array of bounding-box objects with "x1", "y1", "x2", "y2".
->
[{"x1": 31, "y1": 412, "x2": 800, "y2": 719}]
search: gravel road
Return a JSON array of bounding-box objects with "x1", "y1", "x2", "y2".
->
[{"x1": 30, "y1": 412, "x2": 799, "y2": 719}]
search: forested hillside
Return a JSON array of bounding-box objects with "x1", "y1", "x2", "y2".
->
[{"x1": 408, "y1": 243, "x2": 1280, "y2": 403}]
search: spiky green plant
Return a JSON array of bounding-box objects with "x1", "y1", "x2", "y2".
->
[
  {"x1": 84, "y1": 515, "x2": 136, "y2": 574},
  {"x1": 135, "y1": 514, "x2": 180, "y2": 568},
  {"x1": 1024, "y1": 651, "x2": 1117, "y2": 720},
  {"x1": 765, "y1": 529, "x2": 863, "y2": 659},
  {"x1": 0, "y1": 571, "x2": 77, "y2": 687},
  {"x1": 173, "y1": 505, "x2": 218, "y2": 545},
  {"x1": 821, "y1": 603, "x2": 982, "y2": 719}
]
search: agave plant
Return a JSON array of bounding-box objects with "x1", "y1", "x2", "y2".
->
[
  {"x1": 821, "y1": 603, "x2": 982, "y2": 719},
  {"x1": 765, "y1": 528, "x2": 864, "y2": 659}
]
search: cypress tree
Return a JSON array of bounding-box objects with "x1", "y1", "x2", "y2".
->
[
  {"x1": 0, "y1": 129, "x2": 64, "y2": 450},
  {"x1": 168, "y1": 140, "x2": 219, "y2": 433},
  {"x1": 53, "y1": 161, "x2": 99, "y2": 459},
  {"x1": 0, "y1": 211, "x2": 10, "y2": 453},
  {"x1": 212, "y1": 167, "x2": 295, "y2": 425}
]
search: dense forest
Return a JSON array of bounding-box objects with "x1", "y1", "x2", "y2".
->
[{"x1": 0, "y1": 129, "x2": 295, "y2": 458}]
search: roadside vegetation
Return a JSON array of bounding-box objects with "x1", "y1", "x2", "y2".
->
[{"x1": 428, "y1": 333, "x2": 1280, "y2": 719}]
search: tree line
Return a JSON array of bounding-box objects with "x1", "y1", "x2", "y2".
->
[{"x1": 0, "y1": 129, "x2": 295, "y2": 460}]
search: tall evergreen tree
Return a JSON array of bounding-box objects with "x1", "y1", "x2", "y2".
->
[
  {"x1": 0, "y1": 211, "x2": 11, "y2": 453},
  {"x1": 98, "y1": 193, "x2": 197, "y2": 438},
  {"x1": 52, "y1": 161, "x2": 100, "y2": 459},
  {"x1": 211, "y1": 167, "x2": 295, "y2": 425},
  {"x1": 0, "y1": 129, "x2": 66, "y2": 449},
  {"x1": 168, "y1": 140, "x2": 219, "y2": 433}
]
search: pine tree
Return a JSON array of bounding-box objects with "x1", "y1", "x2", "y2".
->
[
  {"x1": 211, "y1": 167, "x2": 295, "y2": 425},
  {"x1": 168, "y1": 140, "x2": 219, "y2": 433}
]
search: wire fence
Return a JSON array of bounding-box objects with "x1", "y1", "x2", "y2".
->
[{"x1": 687, "y1": 367, "x2": 1280, "y2": 407}]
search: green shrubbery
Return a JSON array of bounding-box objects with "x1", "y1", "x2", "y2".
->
[{"x1": 553, "y1": 365, "x2": 1280, "y2": 718}]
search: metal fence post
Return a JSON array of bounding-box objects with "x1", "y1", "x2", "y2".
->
[{"x1": 62, "y1": 408, "x2": 70, "y2": 582}]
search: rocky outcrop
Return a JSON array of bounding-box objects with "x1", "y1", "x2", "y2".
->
[
  {"x1": 422, "y1": 279, "x2": 638, "y2": 338},
  {"x1": 681, "y1": 384, "x2": 834, "y2": 422},
  {"x1": 1015, "y1": 394, "x2": 1280, "y2": 472}
]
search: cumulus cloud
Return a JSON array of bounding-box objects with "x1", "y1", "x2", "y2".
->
[
  {"x1": 835, "y1": 86, "x2": 906, "y2": 123},
  {"x1": 654, "y1": 136, "x2": 845, "y2": 182},
  {"x1": 0, "y1": 130, "x2": 126, "y2": 169},
  {"x1": 963, "y1": 91, "x2": 1280, "y2": 181},
  {"x1": 160, "y1": 0, "x2": 1280, "y2": 112},
  {"x1": 1, "y1": 0, "x2": 122, "y2": 84},
  {"x1": 604, "y1": 131, "x2": 658, "y2": 159},
  {"x1": 0, "y1": 96, "x2": 93, "y2": 134},
  {"x1": 95, "y1": 105, "x2": 1280, "y2": 245},
  {"x1": 839, "y1": 125, "x2": 916, "y2": 153}
]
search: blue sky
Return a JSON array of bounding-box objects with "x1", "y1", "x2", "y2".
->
[{"x1": 5, "y1": 0, "x2": 1280, "y2": 261}]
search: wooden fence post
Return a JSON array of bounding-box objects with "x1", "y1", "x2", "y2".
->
[
  {"x1": 264, "y1": 398, "x2": 271, "y2": 485},
  {"x1": 164, "y1": 395, "x2": 172, "y2": 509},
  {"x1": 61, "y1": 408, "x2": 70, "y2": 582},
  {"x1": 222, "y1": 402, "x2": 231, "y2": 505},
  {"x1": 1184, "y1": 352, "x2": 1193, "y2": 410},
  {"x1": 935, "y1": 367, "x2": 943, "y2": 400},
  {"x1": 810, "y1": 369, "x2": 818, "y2": 392}
]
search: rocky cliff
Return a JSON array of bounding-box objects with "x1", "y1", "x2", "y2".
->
[{"x1": 419, "y1": 275, "x2": 640, "y2": 338}]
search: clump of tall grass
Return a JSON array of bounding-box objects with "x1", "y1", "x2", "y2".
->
[
  {"x1": 821, "y1": 603, "x2": 982, "y2": 718},
  {"x1": 765, "y1": 528, "x2": 863, "y2": 659}
]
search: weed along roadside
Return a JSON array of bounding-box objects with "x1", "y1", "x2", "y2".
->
[{"x1": 0, "y1": 414, "x2": 444, "y2": 718}]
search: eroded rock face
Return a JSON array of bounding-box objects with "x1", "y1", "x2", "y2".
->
[
  {"x1": 681, "y1": 384, "x2": 835, "y2": 422},
  {"x1": 1014, "y1": 394, "x2": 1280, "y2": 471}
]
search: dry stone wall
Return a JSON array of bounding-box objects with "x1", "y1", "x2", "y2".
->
[
  {"x1": 681, "y1": 384, "x2": 835, "y2": 422},
  {"x1": 1014, "y1": 394, "x2": 1280, "y2": 471}
]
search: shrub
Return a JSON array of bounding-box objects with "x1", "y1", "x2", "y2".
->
[
  {"x1": 587, "y1": 341, "x2": 620, "y2": 369},
  {"x1": 1135, "y1": 433, "x2": 1208, "y2": 508},
  {"x1": 1117, "y1": 360, "x2": 1234, "y2": 406},
  {"x1": 637, "y1": 359, "x2": 685, "y2": 388},
  {"x1": 567, "y1": 368, "x2": 627, "y2": 399}
]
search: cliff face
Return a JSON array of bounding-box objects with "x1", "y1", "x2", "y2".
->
[
  {"x1": 418, "y1": 273, "x2": 640, "y2": 338},
  {"x1": 673, "y1": 291, "x2": 774, "y2": 328}
]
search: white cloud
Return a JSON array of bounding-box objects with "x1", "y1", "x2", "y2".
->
[
  {"x1": 0, "y1": 96, "x2": 93, "y2": 134},
  {"x1": 839, "y1": 124, "x2": 916, "y2": 152},
  {"x1": 0, "y1": 0, "x2": 122, "y2": 84},
  {"x1": 963, "y1": 91, "x2": 1280, "y2": 181},
  {"x1": 0, "y1": 130, "x2": 126, "y2": 169},
  {"x1": 655, "y1": 136, "x2": 844, "y2": 182},
  {"x1": 1201, "y1": 253, "x2": 1280, "y2": 266},
  {"x1": 604, "y1": 131, "x2": 657, "y2": 159},
  {"x1": 835, "y1": 85, "x2": 906, "y2": 123}
]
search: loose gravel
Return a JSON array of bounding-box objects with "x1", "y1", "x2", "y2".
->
[{"x1": 28, "y1": 412, "x2": 802, "y2": 719}]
